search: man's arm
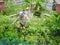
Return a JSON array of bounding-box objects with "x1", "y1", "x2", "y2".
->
[
  {"x1": 12, "y1": 16, "x2": 19, "y2": 24},
  {"x1": 12, "y1": 11, "x2": 24, "y2": 24}
]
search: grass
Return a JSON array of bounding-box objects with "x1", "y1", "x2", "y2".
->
[{"x1": 0, "y1": 12, "x2": 60, "y2": 45}]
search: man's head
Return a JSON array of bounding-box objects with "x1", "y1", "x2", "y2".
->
[{"x1": 19, "y1": 12, "x2": 24, "y2": 18}]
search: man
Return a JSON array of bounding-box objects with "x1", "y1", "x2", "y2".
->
[{"x1": 12, "y1": 3, "x2": 36, "y2": 31}]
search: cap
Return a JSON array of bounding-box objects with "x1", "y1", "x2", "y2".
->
[{"x1": 19, "y1": 12, "x2": 24, "y2": 15}]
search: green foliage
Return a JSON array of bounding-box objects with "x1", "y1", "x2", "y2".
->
[
  {"x1": 0, "y1": 12, "x2": 60, "y2": 45},
  {"x1": 0, "y1": 0, "x2": 60, "y2": 45}
]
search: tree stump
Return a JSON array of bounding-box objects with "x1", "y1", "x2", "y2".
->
[{"x1": 0, "y1": 1, "x2": 5, "y2": 14}]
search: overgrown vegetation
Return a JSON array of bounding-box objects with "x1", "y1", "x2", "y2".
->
[{"x1": 0, "y1": 0, "x2": 60, "y2": 45}]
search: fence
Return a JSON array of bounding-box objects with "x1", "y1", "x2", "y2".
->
[{"x1": 6, "y1": 0, "x2": 25, "y2": 7}]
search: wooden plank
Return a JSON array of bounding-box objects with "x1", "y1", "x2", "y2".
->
[
  {"x1": 0, "y1": 2, "x2": 5, "y2": 11},
  {"x1": 56, "y1": 4, "x2": 60, "y2": 13}
]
